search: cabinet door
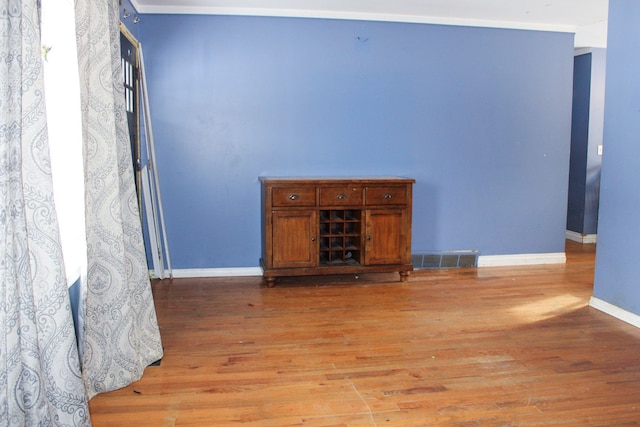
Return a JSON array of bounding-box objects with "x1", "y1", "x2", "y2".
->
[
  {"x1": 272, "y1": 210, "x2": 317, "y2": 268},
  {"x1": 364, "y1": 209, "x2": 408, "y2": 265}
]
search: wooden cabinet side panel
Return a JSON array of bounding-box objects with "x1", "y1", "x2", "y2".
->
[
  {"x1": 261, "y1": 183, "x2": 272, "y2": 268},
  {"x1": 272, "y1": 210, "x2": 317, "y2": 268},
  {"x1": 406, "y1": 183, "x2": 413, "y2": 263}
]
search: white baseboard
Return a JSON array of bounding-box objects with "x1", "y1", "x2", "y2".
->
[
  {"x1": 589, "y1": 297, "x2": 640, "y2": 329},
  {"x1": 152, "y1": 267, "x2": 264, "y2": 279},
  {"x1": 566, "y1": 230, "x2": 597, "y2": 244},
  {"x1": 156, "y1": 253, "x2": 567, "y2": 278},
  {"x1": 477, "y1": 252, "x2": 566, "y2": 267}
]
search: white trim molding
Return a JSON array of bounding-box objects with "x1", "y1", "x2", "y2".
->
[
  {"x1": 152, "y1": 267, "x2": 264, "y2": 279},
  {"x1": 477, "y1": 252, "x2": 566, "y2": 267},
  {"x1": 132, "y1": 2, "x2": 577, "y2": 36},
  {"x1": 153, "y1": 253, "x2": 568, "y2": 278},
  {"x1": 566, "y1": 230, "x2": 597, "y2": 244},
  {"x1": 589, "y1": 297, "x2": 640, "y2": 329}
]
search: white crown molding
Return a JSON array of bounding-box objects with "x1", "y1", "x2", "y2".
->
[
  {"x1": 130, "y1": 0, "x2": 142, "y2": 12},
  {"x1": 131, "y1": 4, "x2": 577, "y2": 35}
]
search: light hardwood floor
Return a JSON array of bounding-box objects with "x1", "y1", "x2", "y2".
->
[{"x1": 88, "y1": 241, "x2": 640, "y2": 426}]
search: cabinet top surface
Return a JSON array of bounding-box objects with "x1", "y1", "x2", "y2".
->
[{"x1": 259, "y1": 176, "x2": 415, "y2": 184}]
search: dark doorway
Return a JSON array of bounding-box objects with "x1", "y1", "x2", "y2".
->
[
  {"x1": 566, "y1": 50, "x2": 605, "y2": 244},
  {"x1": 120, "y1": 25, "x2": 141, "y2": 207}
]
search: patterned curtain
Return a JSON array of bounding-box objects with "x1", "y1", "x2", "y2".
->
[
  {"x1": 74, "y1": 0, "x2": 163, "y2": 398},
  {"x1": 0, "y1": 0, "x2": 90, "y2": 425}
]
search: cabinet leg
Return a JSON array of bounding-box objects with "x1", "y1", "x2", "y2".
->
[
  {"x1": 264, "y1": 276, "x2": 276, "y2": 288},
  {"x1": 399, "y1": 271, "x2": 410, "y2": 282}
]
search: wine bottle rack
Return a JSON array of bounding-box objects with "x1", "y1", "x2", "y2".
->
[{"x1": 319, "y1": 209, "x2": 361, "y2": 266}]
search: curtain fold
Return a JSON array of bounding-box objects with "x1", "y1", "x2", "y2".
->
[
  {"x1": 74, "y1": 0, "x2": 163, "y2": 398},
  {"x1": 0, "y1": 0, "x2": 90, "y2": 425}
]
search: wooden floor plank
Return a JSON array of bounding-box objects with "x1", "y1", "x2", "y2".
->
[{"x1": 89, "y1": 241, "x2": 640, "y2": 425}]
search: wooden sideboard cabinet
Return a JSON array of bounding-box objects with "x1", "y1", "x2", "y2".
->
[{"x1": 260, "y1": 176, "x2": 415, "y2": 287}]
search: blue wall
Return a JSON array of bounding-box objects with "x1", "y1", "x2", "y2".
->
[
  {"x1": 593, "y1": 0, "x2": 640, "y2": 314},
  {"x1": 120, "y1": 0, "x2": 140, "y2": 37},
  {"x1": 139, "y1": 15, "x2": 574, "y2": 269}
]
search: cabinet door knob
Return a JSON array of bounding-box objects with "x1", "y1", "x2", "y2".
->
[
  {"x1": 336, "y1": 193, "x2": 347, "y2": 199},
  {"x1": 383, "y1": 193, "x2": 393, "y2": 199},
  {"x1": 288, "y1": 194, "x2": 299, "y2": 200},
  {"x1": 367, "y1": 235, "x2": 372, "y2": 241},
  {"x1": 311, "y1": 237, "x2": 316, "y2": 241}
]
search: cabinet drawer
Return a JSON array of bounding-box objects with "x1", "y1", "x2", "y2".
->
[
  {"x1": 272, "y1": 187, "x2": 316, "y2": 207},
  {"x1": 365, "y1": 186, "x2": 408, "y2": 205},
  {"x1": 319, "y1": 186, "x2": 363, "y2": 206}
]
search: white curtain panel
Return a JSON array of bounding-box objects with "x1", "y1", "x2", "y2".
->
[
  {"x1": 0, "y1": 0, "x2": 90, "y2": 425},
  {"x1": 75, "y1": 0, "x2": 163, "y2": 398}
]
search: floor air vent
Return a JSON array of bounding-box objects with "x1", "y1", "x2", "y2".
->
[{"x1": 412, "y1": 250, "x2": 479, "y2": 269}]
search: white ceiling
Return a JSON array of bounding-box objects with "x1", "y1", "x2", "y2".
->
[{"x1": 131, "y1": 0, "x2": 608, "y2": 48}]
